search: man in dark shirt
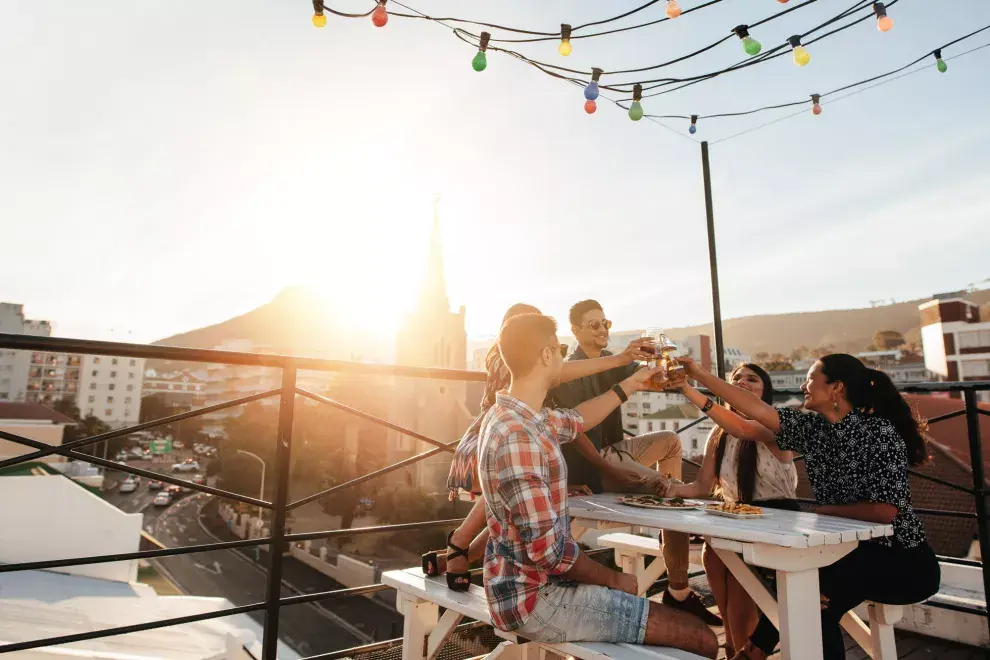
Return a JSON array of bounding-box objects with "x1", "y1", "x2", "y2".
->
[{"x1": 552, "y1": 299, "x2": 721, "y2": 626}]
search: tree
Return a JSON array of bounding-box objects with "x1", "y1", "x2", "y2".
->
[
  {"x1": 371, "y1": 484, "x2": 437, "y2": 525},
  {"x1": 51, "y1": 398, "x2": 119, "y2": 458},
  {"x1": 872, "y1": 330, "x2": 905, "y2": 351},
  {"x1": 139, "y1": 394, "x2": 171, "y2": 424}
]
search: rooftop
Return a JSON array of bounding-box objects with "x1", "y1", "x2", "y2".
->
[{"x1": 0, "y1": 402, "x2": 76, "y2": 425}]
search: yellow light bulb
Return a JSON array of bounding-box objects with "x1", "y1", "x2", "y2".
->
[
  {"x1": 558, "y1": 39, "x2": 572, "y2": 57},
  {"x1": 312, "y1": 13, "x2": 327, "y2": 28},
  {"x1": 793, "y1": 46, "x2": 811, "y2": 67}
]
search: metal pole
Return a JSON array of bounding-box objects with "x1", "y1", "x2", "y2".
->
[
  {"x1": 963, "y1": 389, "x2": 990, "y2": 643},
  {"x1": 700, "y1": 141, "x2": 726, "y2": 379},
  {"x1": 261, "y1": 363, "x2": 296, "y2": 660},
  {"x1": 237, "y1": 449, "x2": 267, "y2": 523}
]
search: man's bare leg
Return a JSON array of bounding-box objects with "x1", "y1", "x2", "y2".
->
[{"x1": 643, "y1": 601, "x2": 719, "y2": 659}]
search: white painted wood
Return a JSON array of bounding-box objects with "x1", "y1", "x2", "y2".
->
[
  {"x1": 777, "y1": 568, "x2": 824, "y2": 660},
  {"x1": 400, "y1": 596, "x2": 439, "y2": 660},
  {"x1": 868, "y1": 604, "x2": 900, "y2": 659},
  {"x1": 741, "y1": 542, "x2": 855, "y2": 571},
  {"x1": 840, "y1": 612, "x2": 874, "y2": 659},
  {"x1": 427, "y1": 609, "x2": 465, "y2": 660},
  {"x1": 713, "y1": 549, "x2": 780, "y2": 631},
  {"x1": 487, "y1": 642, "x2": 521, "y2": 660}
]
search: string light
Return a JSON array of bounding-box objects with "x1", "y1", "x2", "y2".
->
[
  {"x1": 312, "y1": 0, "x2": 326, "y2": 28},
  {"x1": 585, "y1": 100, "x2": 597, "y2": 114},
  {"x1": 559, "y1": 24, "x2": 573, "y2": 56},
  {"x1": 665, "y1": 1, "x2": 682, "y2": 20},
  {"x1": 372, "y1": 0, "x2": 388, "y2": 27},
  {"x1": 733, "y1": 25, "x2": 762, "y2": 56},
  {"x1": 689, "y1": 115, "x2": 698, "y2": 134},
  {"x1": 777, "y1": 0, "x2": 790, "y2": 4},
  {"x1": 873, "y1": 2, "x2": 893, "y2": 32},
  {"x1": 934, "y1": 48, "x2": 947, "y2": 72},
  {"x1": 629, "y1": 84, "x2": 644, "y2": 121},
  {"x1": 811, "y1": 93, "x2": 822, "y2": 115},
  {"x1": 472, "y1": 32, "x2": 490, "y2": 71},
  {"x1": 788, "y1": 35, "x2": 811, "y2": 67}
]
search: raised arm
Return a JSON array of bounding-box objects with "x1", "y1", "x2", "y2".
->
[
  {"x1": 679, "y1": 357, "x2": 782, "y2": 434},
  {"x1": 559, "y1": 338, "x2": 653, "y2": 384},
  {"x1": 574, "y1": 365, "x2": 664, "y2": 430}
]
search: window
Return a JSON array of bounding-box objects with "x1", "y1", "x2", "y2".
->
[
  {"x1": 958, "y1": 329, "x2": 990, "y2": 350},
  {"x1": 105, "y1": 408, "x2": 113, "y2": 416},
  {"x1": 86, "y1": 408, "x2": 94, "y2": 416},
  {"x1": 112, "y1": 358, "x2": 118, "y2": 366},
  {"x1": 660, "y1": 422, "x2": 667, "y2": 431},
  {"x1": 961, "y1": 360, "x2": 990, "y2": 378},
  {"x1": 128, "y1": 372, "x2": 134, "y2": 379},
  {"x1": 124, "y1": 409, "x2": 130, "y2": 418},
  {"x1": 107, "y1": 396, "x2": 114, "y2": 404},
  {"x1": 125, "y1": 397, "x2": 132, "y2": 404},
  {"x1": 91, "y1": 370, "x2": 98, "y2": 377},
  {"x1": 108, "y1": 383, "x2": 116, "y2": 391},
  {"x1": 691, "y1": 438, "x2": 699, "y2": 450},
  {"x1": 89, "y1": 383, "x2": 97, "y2": 390},
  {"x1": 127, "y1": 384, "x2": 134, "y2": 392},
  {"x1": 643, "y1": 403, "x2": 651, "y2": 410},
  {"x1": 93, "y1": 357, "x2": 101, "y2": 365},
  {"x1": 130, "y1": 360, "x2": 137, "y2": 367},
  {"x1": 88, "y1": 395, "x2": 95, "y2": 403},
  {"x1": 647, "y1": 422, "x2": 654, "y2": 432},
  {"x1": 110, "y1": 371, "x2": 117, "y2": 378}
]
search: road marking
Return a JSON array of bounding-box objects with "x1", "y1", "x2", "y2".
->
[{"x1": 192, "y1": 561, "x2": 223, "y2": 575}]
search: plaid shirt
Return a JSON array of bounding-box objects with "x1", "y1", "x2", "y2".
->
[{"x1": 478, "y1": 392, "x2": 584, "y2": 631}]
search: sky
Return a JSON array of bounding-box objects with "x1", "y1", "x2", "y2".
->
[{"x1": 2, "y1": 0, "x2": 989, "y2": 348}]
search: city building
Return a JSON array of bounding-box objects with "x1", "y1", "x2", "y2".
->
[
  {"x1": 920, "y1": 292, "x2": 990, "y2": 401},
  {"x1": 630, "y1": 403, "x2": 714, "y2": 459},
  {"x1": 143, "y1": 367, "x2": 209, "y2": 408},
  {"x1": 0, "y1": 402, "x2": 75, "y2": 465},
  {"x1": 621, "y1": 390, "x2": 688, "y2": 433},
  {"x1": 77, "y1": 354, "x2": 146, "y2": 427},
  {"x1": 386, "y1": 206, "x2": 473, "y2": 492},
  {"x1": 0, "y1": 303, "x2": 53, "y2": 402}
]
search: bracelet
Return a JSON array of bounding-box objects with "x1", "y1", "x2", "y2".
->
[
  {"x1": 611, "y1": 384, "x2": 629, "y2": 404},
  {"x1": 701, "y1": 399, "x2": 714, "y2": 413}
]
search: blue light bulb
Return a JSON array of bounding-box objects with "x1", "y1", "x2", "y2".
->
[
  {"x1": 584, "y1": 81, "x2": 599, "y2": 101},
  {"x1": 689, "y1": 125, "x2": 697, "y2": 135}
]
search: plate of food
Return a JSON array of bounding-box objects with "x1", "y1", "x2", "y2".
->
[
  {"x1": 703, "y1": 502, "x2": 766, "y2": 519},
  {"x1": 616, "y1": 495, "x2": 706, "y2": 510}
]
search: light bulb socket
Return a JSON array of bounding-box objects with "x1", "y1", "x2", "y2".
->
[
  {"x1": 787, "y1": 35, "x2": 803, "y2": 49},
  {"x1": 312, "y1": 0, "x2": 324, "y2": 14},
  {"x1": 479, "y1": 32, "x2": 491, "y2": 52},
  {"x1": 872, "y1": 2, "x2": 886, "y2": 18},
  {"x1": 811, "y1": 94, "x2": 820, "y2": 104},
  {"x1": 560, "y1": 24, "x2": 572, "y2": 41},
  {"x1": 632, "y1": 84, "x2": 643, "y2": 102},
  {"x1": 733, "y1": 25, "x2": 751, "y2": 40},
  {"x1": 933, "y1": 48, "x2": 943, "y2": 60},
  {"x1": 591, "y1": 67, "x2": 603, "y2": 83},
  {"x1": 690, "y1": 114, "x2": 698, "y2": 125}
]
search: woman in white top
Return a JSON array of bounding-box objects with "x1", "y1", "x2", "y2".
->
[{"x1": 667, "y1": 363, "x2": 797, "y2": 656}]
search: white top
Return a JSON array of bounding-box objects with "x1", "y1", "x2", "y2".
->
[{"x1": 718, "y1": 435, "x2": 798, "y2": 503}]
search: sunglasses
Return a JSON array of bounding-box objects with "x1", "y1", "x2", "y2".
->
[{"x1": 584, "y1": 319, "x2": 613, "y2": 331}]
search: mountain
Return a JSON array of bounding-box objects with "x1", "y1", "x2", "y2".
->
[{"x1": 663, "y1": 289, "x2": 990, "y2": 356}]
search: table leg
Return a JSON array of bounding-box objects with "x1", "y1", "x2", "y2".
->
[
  {"x1": 777, "y1": 568, "x2": 823, "y2": 660},
  {"x1": 399, "y1": 593, "x2": 439, "y2": 660}
]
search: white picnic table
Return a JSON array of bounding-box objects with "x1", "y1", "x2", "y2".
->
[{"x1": 569, "y1": 493, "x2": 894, "y2": 660}]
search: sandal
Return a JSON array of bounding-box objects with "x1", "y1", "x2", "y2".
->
[
  {"x1": 421, "y1": 549, "x2": 442, "y2": 576},
  {"x1": 445, "y1": 531, "x2": 472, "y2": 592}
]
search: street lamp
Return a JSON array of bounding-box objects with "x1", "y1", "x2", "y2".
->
[{"x1": 237, "y1": 450, "x2": 266, "y2": 524}]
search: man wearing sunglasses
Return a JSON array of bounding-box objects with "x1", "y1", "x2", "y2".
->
[{"x1": 551, "y1": 299, "x2": 722, "y2": 627}]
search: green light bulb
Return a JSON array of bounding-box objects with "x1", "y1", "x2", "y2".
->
[
  {"x1": 472, "y1": 51, "x2": 487, "y2": 72},
  {"x1": 742, "y1": 36, "x2": 762, "y2": 56},
  {"x1": 628, "y1": 101, "x2": 644, "y2": 122},
  {"x1": 936, "y1": 57, "x2": 947, "y2": 73}
]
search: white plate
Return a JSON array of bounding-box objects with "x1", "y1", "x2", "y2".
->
[
  {"x1": 616, "y1": 497, "x2": 706, "y2": 511},
  {"x1": 702, "y1": 507, "x2": 767, "y2": 519}
]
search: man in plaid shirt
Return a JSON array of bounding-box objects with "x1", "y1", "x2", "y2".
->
[{"x1": 477, "y1": 313, "x2": 717, "y2": 657}]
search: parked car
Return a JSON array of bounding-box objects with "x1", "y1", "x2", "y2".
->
[
  {"x1": 148, "y1": 480, "x2": 163, "y2": 490},
  {"x1": 171, "y1": 460, "x2": 200, "y2": 473},
  {"x1": 119, "y1": 479, "x2": 137, "y2": 493},
  {"x1": 153, "y1": 492, "x2": 172, "y2": 507}
]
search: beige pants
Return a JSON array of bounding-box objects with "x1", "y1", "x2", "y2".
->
[{"x1": 601, "y1": 431, "x2": 690, "y2": 590}]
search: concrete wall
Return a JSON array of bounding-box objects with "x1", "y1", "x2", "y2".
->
[
  {"x1": 0, "y1": 422, "x2": 66, "y2": 464},
  {"x1": 0, "y1": 475, "x2": 142, "y2": 582}
]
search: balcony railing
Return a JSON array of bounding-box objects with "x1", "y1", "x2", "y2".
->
[{"x1": 0, "y1": 332, "x2": 987, "y2": 659}]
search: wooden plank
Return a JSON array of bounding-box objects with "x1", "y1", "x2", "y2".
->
[
  {"x1": 840, "y1": 611, "x2": 874, "y2": 659},
  {"x1": 777, "y1": 568, "x2": 823, "y2": 660},
  {"x1": 714, "y1": 548, "x2": 780, "y2": 631},
  {"x1": 599, "y1": 533, "x2": 664, "y2": 557},
  {"x1": 867, "y1": 604, "x2": 899, "y2": 660},
  {"x1": 427, "y1": 609, "x2": 465, "y2": 660}
]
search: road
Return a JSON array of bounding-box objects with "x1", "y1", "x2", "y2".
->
[{"x1": 103, "y1": 461, "x2": 399, "y2": 657}]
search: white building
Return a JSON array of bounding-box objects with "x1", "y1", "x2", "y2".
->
[
  {"x1": 0, "y1": 402, "x2": 75, "y2": 466},
  {"x1": 78, "y1": 354, "x2": 146, "y2": 427},
  {"x1": 631, "y1": 403, "x2": 714, "y2": 459},
  {"x1": 920, "y1": 293, "x2": 990, "y2": 401},
  {"x1": 621, "y1": 390, "x2": 688, "y2": 433},
  {"x1": 0, "y1": 303, "x2": 53, "y2": 402}
]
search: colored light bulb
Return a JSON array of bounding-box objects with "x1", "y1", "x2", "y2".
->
[
  {"x1": 312, "y1": 13, "x2": 326, "y2": 28},
  {"x1": 628, "y1": 101, "x2": 643, "y2": 121},
  {"x1": 472, "y1": 51, "x2": 487, "y2": 72},
  {"x1": 777, "y1": 0, "x2": 789, "y2": 3},
  {"x1": 559, "y1": 39, "x2": 572, "y2": 56},
  {"x1": 689, "y1": 125, "x2": 697, "y2": 134},
  {"x1": 812, "y1": 103, "x2": 822, "y2": 115},
  {"x1": 742, "y1": 36, "x2": 762, "y2": 56},
  {"x1": 877, "y1": 14, "x2": 893, "y2": 32},
  {"x1": 372, "y1": 3, "x2": 388, "y2": 27},
  {"x1": 666, "y1": 0, "x2": 682, "y2": 19},
  {"x1": 585, "y1": 100, "x2": 597, "y2": 114},
  {"x1": 794, "y1": 46, "x2": 811, "y2": 66},
  {"x1": 584, "y1": 81, "x2": 599, "y2": 101},
  {"x1": 936, "y1": 57, "x2": 947, "y2": 73}
]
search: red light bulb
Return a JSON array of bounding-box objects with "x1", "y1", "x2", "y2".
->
[
  {"x1": 372, "y1": 4, "x2": 388, "y2": 27},
  {"x1": 584, "y1": 100, "x2": 597, "y2": 114}
]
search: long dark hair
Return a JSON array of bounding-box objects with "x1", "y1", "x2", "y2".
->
[
  {"x1": 485, "y1": 304, "x2": 541, "y2": 367},
  {"x1": 712, "y1": 363, "x2": 774, "y2": 503},
  {"x1": 820, "y1": 354, "x2": 930, "y2": 466}
]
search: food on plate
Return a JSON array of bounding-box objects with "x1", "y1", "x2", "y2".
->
[
  {"x1": 617, "y1": 495, "x2": 697, "y2": 508},
  {"x1": 706, "y1": 502, "x2": 764, "y2": 515}
]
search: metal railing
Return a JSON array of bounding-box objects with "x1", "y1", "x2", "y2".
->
[{"x1": 0, "y1": 332, "x2": 987, "y2": 657}]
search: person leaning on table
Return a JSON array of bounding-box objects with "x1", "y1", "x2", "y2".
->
[{"x1": 677, "y1": 353, "x2": 940, "y2": 660}]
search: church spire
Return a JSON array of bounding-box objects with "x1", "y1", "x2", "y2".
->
[{"x1": 418, "y1": 194, "x2": 450, "y2": 314}]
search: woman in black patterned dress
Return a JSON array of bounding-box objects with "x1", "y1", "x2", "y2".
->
[{"x1": 680, "y1": 353, "x2": 940, "y2": 660}]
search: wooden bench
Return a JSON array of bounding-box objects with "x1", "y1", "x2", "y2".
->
[
  {"x1": 597, "y1": 533, "x2": 704, "y2": 596},
  {"x1": 382, "y1": 567, "x2": 709, "y2": 660},
  {"x1": 600, "y1": 532, "x2": 915, "y2": 659}
]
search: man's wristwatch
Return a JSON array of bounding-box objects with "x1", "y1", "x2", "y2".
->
[
  {"x1": 701, "y1": 399, "x2": 714, "y2": 413},
  {"x1": 611, "y1": 384, "x2": 629, "y2": 404}
]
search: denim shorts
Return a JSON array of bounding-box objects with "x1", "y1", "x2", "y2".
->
[{"x1": 515, "y1": 581, "x2": 650, "y2": 644}]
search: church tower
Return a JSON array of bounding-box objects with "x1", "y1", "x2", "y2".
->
[{"x1": 388, "y1": 198, "x2": 471, "y2": 490}]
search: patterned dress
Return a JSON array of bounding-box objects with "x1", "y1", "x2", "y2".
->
[{"x1": 446, "y1": 347, "x2": 511, "y2": 498}]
